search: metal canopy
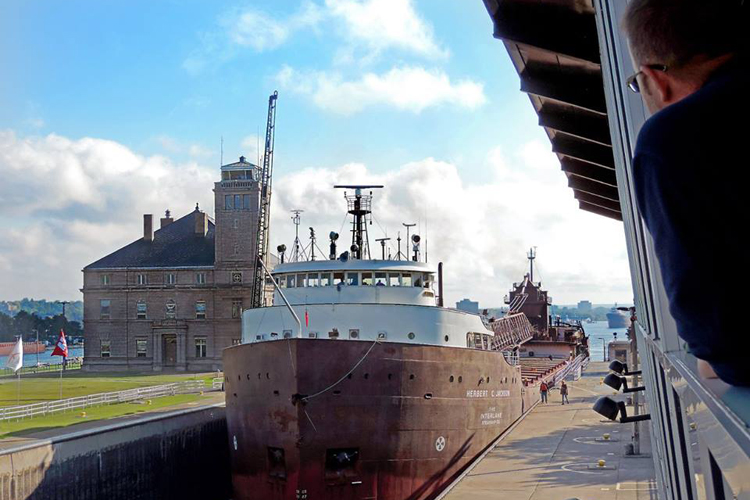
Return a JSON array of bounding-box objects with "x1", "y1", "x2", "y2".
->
[{"x1": 482, "y1": 0, "x2": 622, "y2": 221}]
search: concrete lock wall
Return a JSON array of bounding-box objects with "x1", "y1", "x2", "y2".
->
[{"x1": 0, "y1": 406, "x2": 231, "y2": 500}]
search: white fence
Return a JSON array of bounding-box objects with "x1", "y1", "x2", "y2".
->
[{"x1": 0, "y1": 380, "x2": 208, "y2": 422}]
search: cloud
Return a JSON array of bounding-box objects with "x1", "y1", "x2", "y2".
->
[
  {"x1": 184, "y1": 0, "x2": 447, "y2": 74},
  {"x1": 276, "y1": 65, "x2": 486, "y2": 115},
  {"x1": 325, "y1": 0, "x2": 448, "y2": 61},
  {"x1": 183, "y1": 2, "x2": 324, "y2": 75},
  {"x1": 0, "y1": 131, "x2": 632, "y2": 305},
  {"x1": 0, "y1": 130, "x2": 217, "y2": 300},
  {"x1": 269, "y1": 140, "x2": 632, "y2": 305}
]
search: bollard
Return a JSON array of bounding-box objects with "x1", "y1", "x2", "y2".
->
[
  {"x1": 80, "y1": 412, "x2": 87, "y2": 418},
  {"x1": 603, "y1": 433, "x2": 610, "y2": 440},
  {"x1": 598, "y1": 459, "x2": 606, "y2": 468}
]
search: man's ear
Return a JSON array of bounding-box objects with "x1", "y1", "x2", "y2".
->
[{"x1": 641, "y1": 65, "x2": 672, "y2": 103}]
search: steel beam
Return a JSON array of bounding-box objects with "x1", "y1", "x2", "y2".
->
[
  {"x1": 561, "y1": 158, "x2": 617, "y2": 187},
  {"x1": 539, "y1": 110, "x2": 611, "y2": 146},
  {"x1": 520, "y1": 71, "x2": 607, "y2": 115},
  {"x1": 552, "y1": 135, "x2": 615, "y2": 169},
  {"x1": 568, "y1": 176, "x2": 620, "y2": 202}
]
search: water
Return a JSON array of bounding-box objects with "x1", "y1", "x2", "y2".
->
[
  {"x1": 0, "y1": 346, "x2": 84, "y2": 369},
  {"x1": 584, "y1": 321, "x2": 629, "y2": 361}
]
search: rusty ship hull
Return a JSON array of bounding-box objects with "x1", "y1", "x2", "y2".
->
[{"x1": 223, "y1": 338, "x2": 525, "y2": 500}]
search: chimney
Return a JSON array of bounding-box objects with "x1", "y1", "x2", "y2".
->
[
  {"x1": 160, "y1": 209, "x2": 174, "y2": 229},
  {"x1": 143, "y1": 214, "x2": 153, "y2": 241},
  {"x1": 195, "y1": 211, "x2": 208, "y2": 236}
]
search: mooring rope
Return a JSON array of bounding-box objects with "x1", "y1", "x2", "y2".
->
[{"x1": 301, "y1": 339, "x2": 381, "y2": 402}]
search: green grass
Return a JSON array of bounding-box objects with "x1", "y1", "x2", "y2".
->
[
  {"x1": 0, "y1": 393, "x2": 207, "y2": 438},
  {"x1": 0, "y1": 371, "x2": 219, "y2": 408}
]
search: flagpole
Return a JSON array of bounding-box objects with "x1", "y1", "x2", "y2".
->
[
  {"x1": 17, "y1": 371, "x2": 20, "y2": 406},
  {"x1": 59, "y1": 358, "x2": 63, "y2": 400}
]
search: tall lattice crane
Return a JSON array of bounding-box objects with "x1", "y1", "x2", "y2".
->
[{"x1": 251, "y1": 91, "x2": 278, "y2": 308}]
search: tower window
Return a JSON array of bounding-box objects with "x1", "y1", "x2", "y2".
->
[
  {"x1": 136, "y1": 339, "x2": 147, "y2": 357},
  {"x1": 137, "y1": 274, "x2": 147, "y2": 285},
  {"x1": 100, "y1": 339, "x2": 111, "y2": 358},
  {"x1": 225, "y1": 195, "x2": 232, "y2": 210},
  {"x1": 166, "y1": 273, "x2": 176, "y2": 285},
  {"x1": 232, "y1": 299, "x2": 243, "y2": 318},
  {"x1": 196, "y1": 301, "x2": 207, "y2": 319},
  {"x1": 195, "y1": 337, "x2": 207, "y2": 358},
  {"x1": 100, "y1": 274, "x2": 111, "y2": 286},
  {"x1": 136, "y1": 301, "x2": 147, "y2": 319},
  {"x1": 165, "y1": 299, "x2": 176, "y2": 319},
  {"x1": 234, "y1": 195, "x2": 241, "y2": 210},
  {"x1": 100, "y1": 300, "x2": 111, "y2": 319},
  {"x1": 196, "y1": 272, "x2": 206, "y2": 285},
  {"x1": 243, "y1": 194, "x2": 251, "y2": 209}
]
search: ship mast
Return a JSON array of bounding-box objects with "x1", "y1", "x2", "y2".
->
[
  {"x1": 334, "y1": 185, "x2": 383, "y2": 259},
  {"x1": 527, "y1": 247, "x2": 536, "y2": 283}
]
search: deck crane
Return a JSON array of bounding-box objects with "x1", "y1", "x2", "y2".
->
[{"x1": 251, "y1": 91, "x2": 278, "y2": 308}]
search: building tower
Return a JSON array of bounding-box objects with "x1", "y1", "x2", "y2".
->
[{"x1": 214, "y1": 156, "x2": 261, "y2": 287}]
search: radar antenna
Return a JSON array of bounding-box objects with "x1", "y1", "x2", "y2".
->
[
  {"x1": 333, "y1": 185, "x2": 383, "y2": 259},
  {"x1": 290, "y1": 210, "x2": 308, "y2": 262}
]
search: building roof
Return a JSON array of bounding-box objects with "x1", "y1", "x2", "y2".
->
[
  {"x1": 84, "y1": 209, "x2": 215, "y2": 270},
  {"x1": 482, "y1": 0, "x2": 622, "y2": 221}
]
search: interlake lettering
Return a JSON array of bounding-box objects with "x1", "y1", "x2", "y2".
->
[{"x1": 465, "y1": 390, "x2": 511, "y2": 398}]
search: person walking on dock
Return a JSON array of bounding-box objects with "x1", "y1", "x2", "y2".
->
[
  {"x1": 539, "y1": 381, "x2": 549, "y2": 403},
  {"x1": 560, "y1": 381, "x2": 569, "y2": 405}
]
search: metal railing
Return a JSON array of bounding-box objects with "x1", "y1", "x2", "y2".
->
[
  {"x1": 490, "y1": 312, "x2": 534, "y2": 351},
  {"x1": 0, "y1": 359, "x2": 83, "y2": 378},
  {"x1": 0, "y1": 379, "x2": 208, "y2": 422},
  {"x1": 551, "y1": 353, "x2": 589, "y2": 386}
]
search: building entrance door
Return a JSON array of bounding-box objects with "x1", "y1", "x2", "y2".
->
[{"x1": 163, "y1": 335, "x2": 177, "y2": 366}]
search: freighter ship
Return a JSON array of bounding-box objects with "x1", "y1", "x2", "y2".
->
[
  {"x1": 0, "y1": 340, "x2": 46, "y2": 356},
  {"x1": 606, "y1": 306, "x2": 631, "y2": 329},
  {"x1": 222, "y1": 186, "x2": 533, "y2": 500}
]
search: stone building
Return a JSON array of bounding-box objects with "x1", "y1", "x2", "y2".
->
[{"x1": 82, "y1": 157, "x2": 265, "y2": 371}]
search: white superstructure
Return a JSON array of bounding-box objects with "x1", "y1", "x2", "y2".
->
[
  {"x1": 242, "y1": 185, "x2": 496, "y2": 350},
  {"x1": 241, "y1": 258, "x2": 494, "y2": 349}
]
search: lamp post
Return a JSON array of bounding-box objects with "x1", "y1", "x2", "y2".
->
[
  {"x1": 602, "y1": 338, "x2": 606, "y2": 361},
  {"x1": 34, "y1": 329, "x2": 39, "y2": 367}
]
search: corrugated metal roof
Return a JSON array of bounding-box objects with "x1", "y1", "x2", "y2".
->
[{"x1": 482, "y1": 0, "x2": 622, "y2": 221}]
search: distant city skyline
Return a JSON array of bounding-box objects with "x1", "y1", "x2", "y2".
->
[{"x1": 0, "y1": 0, "x2": 633, "y2": 305}]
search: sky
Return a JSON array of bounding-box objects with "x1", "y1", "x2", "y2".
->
[{"x1": 0, "y1": 0, "x2": 633, "y2": 307}]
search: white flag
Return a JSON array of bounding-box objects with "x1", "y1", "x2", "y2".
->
[{"x1": 6, "y1": 337, "x2": 23, "y2": 373}]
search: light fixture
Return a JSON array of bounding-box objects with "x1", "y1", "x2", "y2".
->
[
  {"x1": 593, "y1": 396, "x2": 651, "y2": 423},
  {"x1": 609, "y1": 360, "x2": 642, "y2": 376},
  {"x1": 603, "y1": 373, "x2": 645, "y2": 393}
]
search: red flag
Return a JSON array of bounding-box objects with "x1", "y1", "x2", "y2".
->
[
  {"x1": 52, "y1": 329, "x2": 69, "y2": 358},
  {"x1": 305, "y1": 309, "x2": 309, "y2": 327}
]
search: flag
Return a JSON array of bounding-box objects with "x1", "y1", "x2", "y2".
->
[
  {"x1": 52, "y1": 330, "x2": 69, "y2": 358},
  {"x1": 5, "y1": 337, "x2": 23, "y2": 373}
]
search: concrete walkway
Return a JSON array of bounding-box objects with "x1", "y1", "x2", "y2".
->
[{"x1": 444, "y1": 362, "x2": 656, "y2": 500}]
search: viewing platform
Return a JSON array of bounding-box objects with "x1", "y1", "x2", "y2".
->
[{"x1": 443, "y1": 362, "x2": 656, "y2": 500}]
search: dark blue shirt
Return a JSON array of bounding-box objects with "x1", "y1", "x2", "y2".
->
[{"x1": 633, "y1": 56, "x2": 749, "y2": 386}]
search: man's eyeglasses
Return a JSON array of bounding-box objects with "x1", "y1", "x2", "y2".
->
[{"x1": 626, "y1": 64, "x2": 668, "y2": 93}]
